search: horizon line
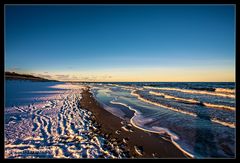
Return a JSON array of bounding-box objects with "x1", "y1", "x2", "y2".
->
[{"x1": 61, "y1": 81, "x2": 235, "y2": 83}]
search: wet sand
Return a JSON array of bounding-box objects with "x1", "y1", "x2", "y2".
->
[{"x1": 80, "y1": 87, "x2": 188, "y2": 158}]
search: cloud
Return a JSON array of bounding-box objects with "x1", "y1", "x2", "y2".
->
[
  {"x1": 78, "y1": 75, "x2": 99, "y2": 82},
  {"x1": 72, "y1": 74, "x2": 113, "y2": 81},
  {"x1": 55, "y1": 74, "x2": 69, "y2": 78},
  {"x1": 25, "y1": 73, "x2": 113, "y2": 81},
  {"x1": 70, "y1": 75, "x2": 78, "y2": 80},
  {"x1": 105, "y1": 75, "x2": 112, "y2": 79},
  {"x1": 54, "y1": 74, "x2": 70, "y2": 80}
]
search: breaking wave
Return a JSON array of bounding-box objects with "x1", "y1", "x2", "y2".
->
[
  {"x1": 131, "y1": 90, "x2": 235, "y2": 128},
  {"x1": 109, "y1": 100, "x2": 194, "y2": 158},
  {"x1": 144, "y1": 86, "x2": 235, "y2": 98},
  {"x1": 215, "y1": 88, "x2": 235, "y2": 94},
  {"x1": 149, "y1": 91, "x2": 235, "y2": 111}
]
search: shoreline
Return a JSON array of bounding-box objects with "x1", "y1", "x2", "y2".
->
[{"x1": 80, "y1": 87, "x2": 188, "y2": 158}]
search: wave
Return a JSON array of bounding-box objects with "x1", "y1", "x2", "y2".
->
[
  {"x1": 110, "y1": 100, "x2": 180, "y2": 140},
  {"x1": 203, "y1": 102, "x2": 235, "y2": 111},
  {"x1": 144, "y1": 86, "x2": 235, "y2": 98},
  {"x1": 189, "y1": 87, "x2": 235, "y2": 94},
  {"x1": 109, "y1": 100, "x2": 194, "y2": 158},
  {"x1": 110, "y1": 100, "x2": 141, "y2": 114},
  {"x1": 211, "y1": 118, "x2": 235, "y2": 128},
  {"x1": 131, "y1": 90, "x2": 235, "y2": 128},
  {"x1": 149, "y1": 91, "x2": 235, "y2": 111},
  {"x1": 215, "y1": 88, "x2": 235, "y2": 94},
  {"x1": 131, "y1": 90, "x2": 197, "y2": 117},
  {"x1": 108, "y1": 84, "x2": 132, "y2": 88},
  {"x1": 149, "y1": 91, "x2": 199, "y2": 104},
  {"x1": 131, "y1": 118, "x2": 195, "y2": 158}
]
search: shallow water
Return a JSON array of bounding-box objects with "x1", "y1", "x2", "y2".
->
[{"x1": 90, "y1": 82, "x2": 235, "y2": 158}]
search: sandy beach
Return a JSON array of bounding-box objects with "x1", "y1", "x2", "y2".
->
[{"x1": 80, "y1": 87, "x2": 187, "y2": 158}]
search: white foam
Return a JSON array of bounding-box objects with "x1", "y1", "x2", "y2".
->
[
  {"x1": 149, "y1": 91, "x2": 235, "y2": 111},
  {"x1": 130, "y1": 114, "x2": 194, "y2": 158},
  {"x1": 149, "y1": 91, "x2": 199, "y2": 104},
  {"x1": 215, "y1": 88, "x2": 235, "y2": 94},
  {"x1": 109, "y1": 98, "x2": 194, "y2": 158},
  {"x1": 144, "y1": 86, "x2": 235, "y2": 98},
  {"x1": 131, "y1": 90, "x2": 197, "y2": 117},
  {"x1": 203, "y1": 102, "x2": 235, "y2": 111},
  {"x1": 131, "y1": 90, "x2": 235, "y2": 128}
]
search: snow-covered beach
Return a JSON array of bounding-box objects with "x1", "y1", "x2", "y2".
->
[{"x1": 5, "y1": 82, "x2": 132, "y2": 158}]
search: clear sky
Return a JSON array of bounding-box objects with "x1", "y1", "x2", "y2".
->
[{"x1": 5, "y1": 4, "x2": 235, "y2": 82}]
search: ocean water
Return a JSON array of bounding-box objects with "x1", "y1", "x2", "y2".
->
[{"x1": 90, "y1": 82, "x2": 235, "y2": 158}]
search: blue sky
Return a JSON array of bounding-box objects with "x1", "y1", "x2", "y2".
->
[{"x1": 5, "y1": 5, "x2": 235, "y2": 81}]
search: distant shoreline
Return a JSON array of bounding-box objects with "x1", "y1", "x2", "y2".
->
[{"x1": 5, "y1": 71, "x2": 58, "y2": 82}]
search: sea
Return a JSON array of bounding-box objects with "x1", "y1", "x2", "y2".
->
[{"x1": 89, "y1": 82, "x2": 235, "y2": 158}]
